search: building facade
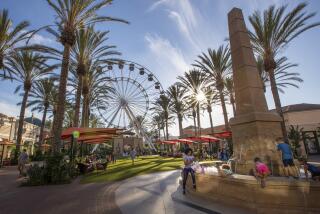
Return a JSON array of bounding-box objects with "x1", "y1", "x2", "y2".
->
[
  {"x1": 281, "y1": 104, "x2": 320, "y2": 155},
  {"x1": 0, "y1": 113, "x2": 41, "y2": 160},
  {"x1": 182, "y1": 103, "x2": 320, "y2": 156}
]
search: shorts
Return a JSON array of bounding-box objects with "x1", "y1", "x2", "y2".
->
[
  {"x1": 311, "y1": 171, "x2": 320, "y2": 178},
  {"x1": 282, "y1": 159, "x2": 294, "y2": 167}
]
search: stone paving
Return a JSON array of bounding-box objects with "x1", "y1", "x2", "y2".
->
[
  {"x1": 115, "y1": 170, "x2": 253, "y2": 214},
  {"x1": 0, "y1": 166, "x2": 121, "y2": 214},
  {"x1": 0, "y1": 166, "x2": 253, "y2": 214}
]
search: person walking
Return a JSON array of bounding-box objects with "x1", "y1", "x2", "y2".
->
[
  {"x1": 277, "y1": 137, "x2": 299, "y2": 178},
  {"x1": 182, "y1": 148, "x2": 196, "y2": 195},
  {"x1": 112, "y1": 151, "x2": 117, "y2": 164},
  {"x1": 18, "y1": 149, "x2": 28, "y2": 177},
  {"x1": 130, "y1": 148, "x2": 137, "y2": 165}
]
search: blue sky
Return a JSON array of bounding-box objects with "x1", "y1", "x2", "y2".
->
[{"x1": 1, "y1": 0, "x2": 320, "y2": 136}]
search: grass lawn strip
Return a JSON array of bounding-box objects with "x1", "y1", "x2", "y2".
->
[{"x1": 81, "y1": 156, "x2": 183, "y2": 183}]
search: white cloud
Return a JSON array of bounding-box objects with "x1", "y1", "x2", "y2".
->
[
  {"x1": 168, "y1": 10, "x2": 200, "y2": 51},
  {"x1": 147, "y1": 0, "x2": 170, "y2": 12},
  {"x1": 28, "y1": 33, "x2": 56, "y2": 45},
  {"x1": 148, "y1": 0, "x2": 223, "y2": 55},
  {"x1": 0, "y1": 101, "x2": 21, "y2": 118},
  {"x1": 0, "y1": 101, "x2": 41, "y2": 119},
  {"x1": 144, "y1": 33, "x2": 189, "y2": 80}
]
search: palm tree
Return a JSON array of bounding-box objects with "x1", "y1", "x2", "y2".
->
[
  {"x1": 249, "y1": 2, "x2": 320, "y2": 137},
  {"x1": 70, "y1": 26, "x2": 120, "y2": 127},
  {"x1": 153, "y1": 95, "x2": 172, "y2": 140},
  {"x1": 257, "y1": 56, "x2": 303, "y2": 94},
  {"x1": 225, "y1": 77, "x2": 236, "y2": 116},
  {"x1": 151, "y1": 114, "x2": 163, "y2": 140},
  {"x1": 203, "y1": 88, "x2": 219, "y2": 135},
  {"x1": 47, "y1": 0, "x2": 128, "y2": 152},
  {"x1": 48, "y1": 85, "x2": 59, "y2": 132},
  {"x1": 81, "y1": 62, "x2": 113, "y2": 127},
  {"x1": 89, "y1": 114, "x2": 103, "y2": 128},
  {"x1": 167, "y1": 83, "x2": 187, "y2": 138},
  {"x1": 193, "y1": 45, "x2": 231, "y2": 131},
  {"x1": 185, "y1": 103, "x2": 198, "y2": 137},
  {"x1": 256, "y1": 56, "x2": 268, "y2": 93},
  {"x1": 1, "y1": 50, "x2": 56, "y2": 155},
  {"x1": 27, "y1": 78, "x2": 56, "y2": 144},
  {"x1": 68, "y1": 59, "x2": 113, "y2": 128},
  {"x1": 178, "y1": 69, "x2": 207, "y2": 135},
  {"x1": 63, "y1": 102, "x2": 75, "y2": 128},
  {"x1": 0, "y1": 9, "x2": 34, "y2": 75}
]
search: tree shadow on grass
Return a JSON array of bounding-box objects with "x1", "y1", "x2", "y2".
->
[{"x1": 83, "y1": 162, "x2": 172, "y2": 183}]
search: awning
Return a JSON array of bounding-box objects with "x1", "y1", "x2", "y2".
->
[
  {"x1": 40, "y1": 143, "x2": 52, "y2": 147},
  {"x1": 184, "y1": 135, "x2": 221, "y2": 143},
  {"x1": 174, "y1": 139, "x2": 194, "y2": 144},
  {"x1": 0, "y1": 138, "x2": 14, "y2": 146},
  {"x1": 61, "y1": 127, "x2": 122, "y2": 140},
  {"x1": 213, "y1": 131, "x2": 232, "y2": 138},
  {"x1": 156, "y1": 140, "x2": 178, "y2": 145}
]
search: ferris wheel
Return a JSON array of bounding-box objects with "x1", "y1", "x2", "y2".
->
[{"x1": 96, "y1": 60, "x2": 164, "y2": 150}]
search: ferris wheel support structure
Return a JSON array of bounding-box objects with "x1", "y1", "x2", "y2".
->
[{"x1": 123, "y1": 105, "x2": 157, "y2": 151}]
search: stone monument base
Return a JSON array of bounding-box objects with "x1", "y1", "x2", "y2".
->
[
  {"x1": 187, "y1": 173, "x2": 320, "y2": 214},
  {"x1": 230, "y1": 112, "x2": 284, "y2": 176}
]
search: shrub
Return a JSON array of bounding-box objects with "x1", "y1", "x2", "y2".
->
[
  {"x1": 24, "y1": 153, "x2": 78, "y2": 186},
  {"x1": 30, "y1": 149, "x2": 45, "y2": 161},
  {"x1": 26, "y1": 164, "x2": 46, "y2": 186}
]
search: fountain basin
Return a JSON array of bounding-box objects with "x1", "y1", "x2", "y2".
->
[{"x1": 187, "y1": 172, "x2": 320, "y2": 214}]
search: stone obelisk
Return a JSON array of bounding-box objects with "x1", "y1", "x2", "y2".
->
[{"x1": 228, "y1": 8, "x2": 284, "y2": 175}]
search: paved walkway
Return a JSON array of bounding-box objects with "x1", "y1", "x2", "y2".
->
[
  {"x1": 116, "y1": 170, "x2": 253, "y2": 214},
  {"x1": 0, "y1": 166, "x2": 121, "y2": 214},
  {"x1": 0, "y1": 167, "x2": 252, "y2": 214}
]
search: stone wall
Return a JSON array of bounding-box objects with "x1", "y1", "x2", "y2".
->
[{"x1": 187, "y1": 173, "x2": 320, "y2": 214}]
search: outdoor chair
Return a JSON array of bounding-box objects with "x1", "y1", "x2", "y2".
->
[
  {"x1": 96, "y1": 161, "x2": 108, "y2": 171},
  {"x1": 77, "y1": 163, "x2": 94, "y2": 174},
  {"x1": 95, "y1": 161, "x2": 108, "y2": 176}
]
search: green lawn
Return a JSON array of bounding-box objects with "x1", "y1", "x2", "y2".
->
[{"x1": 81, "y1": 156, "x2": 183, "y2": 183}]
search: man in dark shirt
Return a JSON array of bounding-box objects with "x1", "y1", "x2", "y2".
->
[{"x1": 299, "y1": 159, "x2": 320, "y2": 181}]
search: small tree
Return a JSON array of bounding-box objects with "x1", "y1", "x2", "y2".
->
[{"x1": 287, "y1": 125, "x2": 303, "y2": 158}]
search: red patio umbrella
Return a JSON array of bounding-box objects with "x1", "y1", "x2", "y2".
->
[
  {"x1": 213, "y1": 131, "x2": 232, "y2": 138},
  {"x1": 60, "y1": 127, "x2": 122, "y2": 140},
  {"x1": 175, "y1": 139, "x2": 194, "y2": 144}
]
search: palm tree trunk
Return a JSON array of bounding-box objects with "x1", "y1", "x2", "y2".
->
[
  {"x1": 15, "y1": 89, "x2": 30, "y2": 156},
  {"x1": 165, "y1": 119, "x2": 169, "y2": 140},
  {"x1": 268, "y1": 69, "x2": 288, "y2": 138},
  {"x1": 86, "y1": 98, "x2": 90, "y2": 127},
  {"x1": 39, "y1": 104, "x2": 48, "y2": 145},
  {"x1": 178, "y1": 114, "x2": 183, "y2": 138},
  {"x1": 193, "y1": 114, "x2": 197, "y2": 136},
  {"x1": 162, "y1": 127, "x2": 166, "y2": 140},
  {"x1": 81, "y1": 92, "x2": 89, "y2": 127},
  {"x1": 52, "y1": 44, "x2": 72, "y2": 153},
  {"x1": 219, "y1": 90, "x2": 229, "y2": 130},
  {"x1": 230, "y1": 95, "x2": 236, "y2": 116},
  {"x1": 81, "y1": 98, "x2": 86, "y2": 127},
  {"x1": 208, "y1": 109, "x2": 214, "y2": 135},
  {"x1": 73, "y1": 75, "x2": 83, "y2": 127},
  {"x1": 157, "y1": 124, "x2": 161, "y2": 140},
  {"x1": 197, "y1": 104, "x2": 201, "y2": 136}
]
